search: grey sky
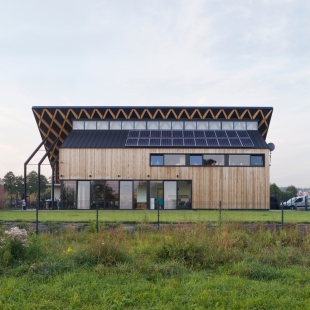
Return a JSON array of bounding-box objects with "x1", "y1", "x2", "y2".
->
[{"x1": 0, "y1": 0, "x2": 309, "y2": 187}]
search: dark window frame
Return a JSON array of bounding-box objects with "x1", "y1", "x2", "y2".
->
[
  {"x1": 61, "y1": 179, "x2": 192, "y2": 210},
  {"x1": 150, "y1": 153, "x2": 265, "y2": 167},
  {"x1": 150, "y1": 154, "x2": 164, "y2": 166}
]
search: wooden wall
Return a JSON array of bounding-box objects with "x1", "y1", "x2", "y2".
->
[{"x1": 60, "y1": 148, "x2": 270, "y2": 209}]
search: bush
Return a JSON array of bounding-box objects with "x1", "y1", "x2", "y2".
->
[{"x1": 0, "y1": 227, "x2": 28, "y2": 266}]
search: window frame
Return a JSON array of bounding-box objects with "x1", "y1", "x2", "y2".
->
[
  {"x1": 150, "y1": 155, "x2": 164, "y2": 166},
  {"x1": 150, "y1": 153, "x2": 265, "y2": 167}
]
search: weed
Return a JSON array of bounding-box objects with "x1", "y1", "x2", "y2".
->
[{"x1": 88, "y1": 219, "x2": 97, "y2": 233}]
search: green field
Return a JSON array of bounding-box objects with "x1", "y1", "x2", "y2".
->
[
  {"x1": 1, "y1": 223, "x2": 310, "y2": 309},
  {"x1": 1, "y1": 209, "x2": 310, "y2": 224}
]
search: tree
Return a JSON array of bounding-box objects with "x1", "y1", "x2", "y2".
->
[
  {"x1": 270, "y1": 183, "x2": 282, "y2": 196},
  {"x1": 3, "y1": 171, "x2": 16, "y2": 193},
  {"x1": 15, "y1": 175, "x2": 24, "y2": 194},
  {"x1": 27, "y1": 171, "x2": 48, "y2": 196},
  {"x1": 285, "y1": 185, "x2": 298, "y2": 197}
]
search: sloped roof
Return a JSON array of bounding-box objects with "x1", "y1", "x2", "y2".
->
[
  {"x1": 32, "y1": 106, "x2": 273, "y2": 164},
  {"x1": 60, "y1": 130, "x2": 269, "y2": 149}
]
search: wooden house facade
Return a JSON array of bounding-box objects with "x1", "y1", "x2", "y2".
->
[{"x1": 32, "y1": 106, "x2": 273, "y2": 210}]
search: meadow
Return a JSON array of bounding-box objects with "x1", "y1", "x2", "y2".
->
[
  {"x1": 1, "y1": 209, "x2": 310, "y2": 224},
  {"x1": 1, "y1": 222, "x2": 310, "y2": 309}
]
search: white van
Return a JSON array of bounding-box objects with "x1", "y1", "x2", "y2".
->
[
  {"x1": 294, "y1": 195, "x2": 310, "y2": 210},
  {"x1": 280, "y1": 197, "x2": 297, "y2": 209}
]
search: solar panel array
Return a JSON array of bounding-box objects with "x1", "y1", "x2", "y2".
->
[{"x1": 125, "y1": 131, "x2": 254, "y2": 147}]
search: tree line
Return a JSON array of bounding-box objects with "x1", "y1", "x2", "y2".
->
[
  {"x1": 1, "y1": 171, "x2": 50, "y2": 198},
  {"x1": 270, "y1": 183, "x2": 298, "y2": 198}
]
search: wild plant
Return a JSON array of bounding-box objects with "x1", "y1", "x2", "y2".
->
[{"x1": 0, "y1": 227, "x2": 28, "y2": 266}]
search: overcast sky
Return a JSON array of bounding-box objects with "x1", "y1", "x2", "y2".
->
[{"x1": 0, "y1": 0, "x2": 309, "y2": 188}]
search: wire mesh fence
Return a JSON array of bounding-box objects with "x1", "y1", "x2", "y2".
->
[{"x1": 2, "y1": 199, "x2": 310, "y2": 234}]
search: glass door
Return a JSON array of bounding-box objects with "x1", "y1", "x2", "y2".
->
[
  {"x1": 77, "y1": 181, "x2": 90, "y2": 209},
  {"x1": 150, "y1": 181, "x2": 163, "y2": 209},
  {"x1": 120, "y1": 181, "x2": 133, "y2": 209},
  {"x1": 164, "y1": 181, "x2": 177, "y2": 209}
]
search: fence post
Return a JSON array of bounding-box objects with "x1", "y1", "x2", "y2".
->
[
  {"x1": 96, "y1": 199, "x2": 99, "y2": 233},
  {"x1": 157, "y1": 204, "x2": 160, "y2": 230},
  {"x1": 281, "y1": 204, "x2": 284, "y2": 227},
  {"x1": 36, "y1": 197, "x2": 39, "y2": 234},
  {"x1": 219, "y1": 200, "x2": 222, "y2": 223}
]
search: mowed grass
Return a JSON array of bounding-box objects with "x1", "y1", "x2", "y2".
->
[
  {"x1": 2, "y1": 223, "x2": 310, "y2": 309},
  {"x1": 1, "y1": 209, "x2": 310, "y2": 223}
]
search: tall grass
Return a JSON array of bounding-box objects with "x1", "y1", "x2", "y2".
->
[{"x1": 1, "y1": 223, "x2": 310, "y2": 308}]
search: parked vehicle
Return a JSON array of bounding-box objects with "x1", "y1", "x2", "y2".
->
[
  {"x1": 280, "y1": 197, "x2": 297, "y2": 209},
  {"x1": 294, "y1": 195, "x2": 310, "y2": 210}
]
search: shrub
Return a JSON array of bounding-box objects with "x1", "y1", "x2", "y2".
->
[{"x1": 0, "y1": 227, "x2": 28, "y2": 266}]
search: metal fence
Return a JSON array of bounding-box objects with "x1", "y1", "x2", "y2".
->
[{"x1": 1, "y1": 199, "x2": 310, "y2": 234}]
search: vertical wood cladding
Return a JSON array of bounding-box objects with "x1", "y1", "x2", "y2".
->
[{"x1": 60, "y1": 148, "x2": 270, "y2": 209}]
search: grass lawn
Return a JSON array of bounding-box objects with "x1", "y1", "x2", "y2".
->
[
  {"x1": 1, "y1": 224, "x2": 310, "y2": 309},
  {"x1": 1, "y1": 209, "x2": 310, "y2": 224}
]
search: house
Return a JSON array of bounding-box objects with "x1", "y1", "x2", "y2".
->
[{"x1": 30, "y1": 106, "x2": 273, "y2": 210}]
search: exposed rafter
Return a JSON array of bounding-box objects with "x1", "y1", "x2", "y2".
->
[{"x1": 32, "y1": 106, "x2": 273, "y2": 172}]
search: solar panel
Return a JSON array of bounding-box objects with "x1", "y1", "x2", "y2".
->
[
  {"x1": 161, "y1": 138, "x2": 172, "y2": 146},
  {"x1": 206, "y1": 138, "x2": 219, "y2": 146},
  {"x1": 195, "y1": 138, "x2": 207, "y2": 146},
  {"x1": 240, "y1": 138, "x2": 254, "y2": 147},
  {"x1": 149, "y1": 138, "x2": 160, "y2": 146},
  {"x1": 184, "y1": 138, "x2": 195, "y2": 146},
  {"x1": 215, "y1": 131, "x2": 227, "y2": 138},
  {"x1": 183, "y1": 131, "x2": 194, "y2": 137},
  {"x1": 237, "y1": 131, "x2": 249, "y2": 138},
  {"x1": 194, "y1": 131, "x2": 205, "y2": 138},
  {"x1": 218, "y1": 138, "x2": 230, "y2": 147},
  {"x1": 125, "y1": 138, "x2": 138, "y2": 146},
  {"x1": 229, "y1": 138, "x2": 242, "y2": 147},
  {"x1": 172, "y1": 131, "x2": 183, "y2": 138},
  {"x1": 204, "y1": 131, "x2": 216, "y2": 138},
  {"x1": 128, "y1": 131, "x2": 139, "y2": 138},
  {"x1": 162, "y1": 130, "x2": 172, "y2": 138},
  {"x1": 226, "y1": 130, "x2": 238, "y2": 138},
  {"x1": 138, "y1": 138, "x2": 149, "y2": 146},
  {"x1": 173, "y1": 138, "x2": 184, "y2": 146},
  {"x1": 139, "y1": 130, "x2": 150, "y2": 137},
  {"x1": 126, "y1": 130, "x2": 255, "y2": 148},
  {"x1": 150, "y1": 131, "x2": 161, "y2": 138}
]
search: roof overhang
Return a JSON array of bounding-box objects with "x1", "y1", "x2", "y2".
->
[{"x1": 32, "y1": 106, "x2": 273, "y2": 165}]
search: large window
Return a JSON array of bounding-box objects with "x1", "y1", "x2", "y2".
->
[
  {"x1": 62, "y1": 180, "x2": 192, "y2": 210},
  {"x1": 72, "y1": 120, "x2": 258, "y2": 131},
  {"x1": 85, "y1": 121, "x2": 96, "y2": 130},
  {"x1": 134, "y1": 181, "x2": 147, "y2": 209},
  {"x1": 250, "y1": 155, "x2": 264, "y2": 166},
  {"x1": 120, "y1": 181, "x2": 132, "y2": 209},
  {"x1": 203, "y1": 154, "x2": 225, "y2": 166},
  {"x1": 62, "y1": 181, "x2": 76, "y2": 209},
  {"x1": 164, "y1": 181, "x2": 177, "y2": 209},
  {"x1": 97, "y1": 121, "x2": 109, "y2": 130},
  {"x1": 105, "y1": 181, "x2": 119, "y2": 209},
  {"x1": 90, "y1": 180, "x2": 120, "y2": 209},
  {"x1": 229, "y1": 155, "x2": 250, "y2": 166},
  {"x1": 151, "y1": 153, "x2": 264, "y2": 167},
  {"x1": 190, "y1": 155, "x2": 202, "y2": 166},
  {"x1": 150, "y1": 181, "x2": 163, "y2": 210},
  {"x1": 91, "y1": 180, "x2": 105, "y2": 209},
  {"x1": 151, "y1": 155, "x2": 164, "y2": 166},
  {"x1": 178, "y1": 181, "x2": 191, "y2": 209},
  {"x1": 110, "y1": 121, "x2": 122, "y2": 130},
  {"x1": 77, "y1": 181, "x2": 90, "y2": 209},
  {"x1": 164, "y1": 154, "x2": 186, "y2": 166}
]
